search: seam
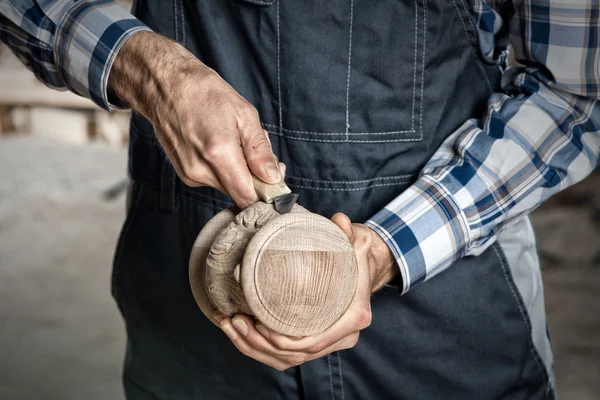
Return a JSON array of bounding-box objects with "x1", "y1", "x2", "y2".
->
[
  {"x1": 492, "y1": 245, "x2": 551, "y2": 396},
  {"x1": 345, "y1": 0, "x2": 354, "y2": 140},
  {"x1": 411, "y1": 0, "x2": 418, "y2": 131},
  {"x1": 246, "y1": 0, "x2": 274, "y2": 4},
  {"x1": 261, "y1": 123, "x2": 414, "y2": 135},
  {"x1": 276, "y1": 0, "x2": 282, "y2": 135},
  {"x1": 173, "y1": 0, "x2": 179, "y2": 42},
  {"x1": 262, "y1": 0, "x2": 426, "y2": 142},
  {"x1": 451, "y1": 0, "x2": 478, "y2": 58},
  {"x1": 328, "y1": 354, "x2": 334, "y2": 400},
  {"x1": 458, "y1": 0, "x2": 477, "y2": 39},
  {"x1": 180, "y1": 0, "x2": 185, "y2": 47},
  {"x1": 419, "y1": 0, "x2": 427, "y2": 135},
  {"x1": 337, "y1": 352, "x2": 345, "y2": 400},
  {"x1": 287, "y1": 182, "x2": 411, "y2": 191},
  {"x1": 285, "y1": 175, "x2": 415, "y2": 183},
  {"x1": 265, "y1": 130, "x2": 422, "y2": 143}
]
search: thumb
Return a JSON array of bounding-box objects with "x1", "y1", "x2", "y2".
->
[{"x1": 240, "y1": 123, "x2": 281, "y2": 184}]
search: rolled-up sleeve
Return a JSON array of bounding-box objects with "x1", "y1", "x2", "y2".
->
[
  {"x1": 0, "y1": 0, "x2": 151, "y2": 110},
  {"x1": 366, "y1": 0, "x2": 600, "y2": 294}
]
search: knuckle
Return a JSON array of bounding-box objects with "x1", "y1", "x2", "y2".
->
[
  {"x1": 355, "y1": 308, "x2": 372, "y2": 329},
  {"x1": 244, "y1": 134, "x2": 271, "y2": 156},
  {"x1": 349, "y1": 333, "x2": 360, "y2": 348},
  {"x1": 289, "y1": 355, "x2": 306, "y2": 366},
  {"x1": 308, "y1": 341, "x2": 326, "y2": 354},
  {"x1": 271, "y1": 338, "x2": 290, "y2": 351},
  {"x1": 203, "y1": 143, "x2": 228, "y2": 162},
  {"x1": 240, "y1": 102, "x2": 259, "y2": 118}
]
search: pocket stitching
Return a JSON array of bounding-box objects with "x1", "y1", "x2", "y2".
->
[{"x1": 272, "y1": 0, "x2": 427, "y2": 142}]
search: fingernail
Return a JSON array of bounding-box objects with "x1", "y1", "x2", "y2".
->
[
  {"x1": 255, "y1": 323, "x2": 270, "y2": 340},
  {"x1": 232, "y1": 318, "x2": 249, "y2": 337},
  {"x1": 264, "y1": 162, "x2": 280, "y2": 179},
  {"x1": 213, "y1": 313, "x2": 224, "y2": 324},
  {"x1": 221, "y1": 320, "x2": 239, "y2": 340}
]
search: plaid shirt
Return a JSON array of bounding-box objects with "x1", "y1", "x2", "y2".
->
[{"x1": 2, "y1": 0, "x2": 599, "y2": 294}]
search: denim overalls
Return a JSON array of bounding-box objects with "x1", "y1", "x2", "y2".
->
[{"x1": 112, "y1": 0, "x2": 555, "y2": 398}]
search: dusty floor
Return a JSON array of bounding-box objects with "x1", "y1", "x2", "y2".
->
[{"x1": 0, "y1": 136, "x2": 598, "y2": 399}]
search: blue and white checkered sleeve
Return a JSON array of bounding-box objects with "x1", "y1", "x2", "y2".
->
[
  {"x1": 0, "y1": 0, "x2": 151, "y2": 110},
  {"x1": 366, "y1": 0, "x2": 600, "y2": 294}
]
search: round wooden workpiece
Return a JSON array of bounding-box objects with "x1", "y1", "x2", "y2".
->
[{"x1": 241, "y1": 212, "x2": 358, "y2": 337}]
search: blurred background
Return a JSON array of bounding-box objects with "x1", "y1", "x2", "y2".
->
[{"x1": 0, "y1": 21, "x2": 599, "y2": 400}]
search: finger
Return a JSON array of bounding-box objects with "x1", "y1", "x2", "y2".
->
[
  {"x1": 232, "y1": 316, "x2": 358, "y2": 367},
  {"x1": 206, "y1": 144, "x2": 260, "y2": 209},
  {"x1": 232, "y1": 316, "x2": 309, "y2": 362},
  {"x1": 220, "y1": 318, "x2": 291, "y2": 370},
  {"x1": 261, "y1": 303, "x2": 367, "y2": 354},
  {"x1": 263, "y1": 129, "x2": 272, "y2": 147},
  {"x1": 279, "y1": 162, "x2": 286, "y2": 180},
  {"x1": 239, "y1": 111, "x2": 280, "y2": 184},
  {"x1": 331, "y1": 213, "x2": 354, "y2": 242},
  {"x1": 349, "y1": 223, "x2": 373, "y2": 259}
]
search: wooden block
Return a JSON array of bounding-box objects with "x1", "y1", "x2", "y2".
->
[{"x1": 189, "y1": 202, "x2": 358, "y2": 337}]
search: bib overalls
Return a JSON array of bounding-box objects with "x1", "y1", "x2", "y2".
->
[{"x1": 112, "y1": 0, "x2": 555, "y2": 398}]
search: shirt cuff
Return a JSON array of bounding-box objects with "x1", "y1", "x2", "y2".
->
[
  {"x1": 53, "y1": 0, "x2": 152, "y2": 111},
  {"x1": 365, "y1": 176, "x2": 471, "y2": 295}
]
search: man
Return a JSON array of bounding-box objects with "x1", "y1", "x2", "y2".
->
[{"x1": 1, "y1": 0, "x2": 598, "y2": 398}]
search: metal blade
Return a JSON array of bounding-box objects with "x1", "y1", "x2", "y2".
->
[{"x1": 273, "y1": 192, "x2": 299, "y2": 214}]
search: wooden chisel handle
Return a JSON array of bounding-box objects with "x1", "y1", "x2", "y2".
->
[
  {"x1": 252, "y1": 174, "x2": 292, "y2": 203},
  {"x1": 251, "y1": 157, "x2": 292, "y2": 203}
]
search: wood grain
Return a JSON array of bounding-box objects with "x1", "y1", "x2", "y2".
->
[
  {"x1": 242, "y1": 212, "x2": 358, "y2": 337},
  {"x1": 189, "y1": 202, "x2": 359, "y2": 337}
]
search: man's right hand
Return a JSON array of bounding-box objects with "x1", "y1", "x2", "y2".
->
[{"x1": 108, "y1": 31, "x2": 281, "y2": 208}]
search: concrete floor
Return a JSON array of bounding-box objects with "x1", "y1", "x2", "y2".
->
[{"x1": 0, "y1": 136, "x2": 598, "y2": 399}]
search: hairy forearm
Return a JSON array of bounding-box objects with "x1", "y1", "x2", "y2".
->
[{"x1": 107, "y1": 31, "x2": 209, "y2": 122}]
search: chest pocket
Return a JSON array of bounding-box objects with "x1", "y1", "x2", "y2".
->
[
  {"x1": 268, "y1": 0, "x2": 428, "y2": 143},
  {"x1": 216, "y1": 0, "x2": 428, "y2": 144},
  {"x1": 277, "y1": 0, "x2": 428, "y2": 143}
]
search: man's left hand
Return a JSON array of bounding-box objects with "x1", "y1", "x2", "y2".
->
[{"x1": 217, "y1": 213, "x2": 398, "y2": 370}]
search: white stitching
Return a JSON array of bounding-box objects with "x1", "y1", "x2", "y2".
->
[
  {"x1": 451, "y1": 0, "x2": 478, "y2": 58},
  {"x1": 286, "y1": 175, "x2": 414, "y2": 183},
  {"x1": 265, "y1": 130, "x2": 423, "y2": 143},
  {"x1": 419, "y1": 0, "x2": 427, "y2": 135},
  {"x1": 459, "y1": 0, "x2": 477, "y2": 39},
  {"x1": 180, "y1": 0, "x2": 185, "y2": 47},
  {"x1": 261, "y1": 123, "x2": 414, "y2": 135},
  {"x1": 287, "y1": 182, "x2": 410, "y2": 191},
  {"x1": 493, "y1": 245, "x2": 551, "y2": 396},
  {"x1": 173, "y1": 0, "x2": 179, "y2": 42},
  {"x1": 345, "y1": 0, "x2": 354, "y2": 140},
  {"x1": 263, "y1": 0, "x2": 426, "y2": 142},
  {"x1": 248, "y1": 0, "x2": 273, "y2": 4},
  {"x1": 411, "y1": 0, "x2": 418, "y2": 131},
  {"x1": 276, "y1": 0, "x2": 283, "y2": 135},
  {"x1": 337, "y1": 352, "x2": 345, "y2": 400},
  {"x1": 328, "y1": 355, "x2": 334, "y2": 400}
]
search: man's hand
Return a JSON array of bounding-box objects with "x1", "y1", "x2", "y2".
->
[
  {"x1": 217, "y1": 213, "x2": 398, "y2": 371},
  {"x1": 108, "y1": 31, "x2": 280, "y2": 208}
]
